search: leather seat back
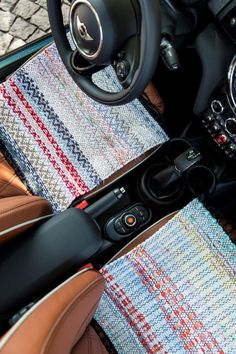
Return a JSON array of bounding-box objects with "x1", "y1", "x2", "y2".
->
[
  {"x1": 0, "y1": 269, "x2": 105, "y2": 354},
  {"x1": 0, "y1": 214, "x2": 177, "y2": 354},
  {"x1": 0, "y1": 195, "x2": 53, "y2": 245},
  {"x1": 0, "y1": 152, "x2": 30, "y2": 198}
]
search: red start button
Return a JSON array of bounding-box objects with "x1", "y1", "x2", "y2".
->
[{"x1": 214, "y1": 134, "x2": 228, "y2": 146}]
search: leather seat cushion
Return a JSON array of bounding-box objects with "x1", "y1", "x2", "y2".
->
[{"x1": 0, "y1": 270, "x2": 105, "y2": 354}]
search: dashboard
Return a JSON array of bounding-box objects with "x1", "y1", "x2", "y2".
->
[
  {"x1": 201, "y1": 55, "x2": 236, "y2": 160},
  {"x1": 196, "y1": 0, "x2": 236, "y2": 161}
]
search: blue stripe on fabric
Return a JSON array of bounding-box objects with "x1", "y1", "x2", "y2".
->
[{"x1": 13, "y1": 69, "x2": 102, "y2": 189}]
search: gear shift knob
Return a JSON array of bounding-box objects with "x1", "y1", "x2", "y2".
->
[{"x1": 174, "y1": 148, "x2": 202, "y2": 172}]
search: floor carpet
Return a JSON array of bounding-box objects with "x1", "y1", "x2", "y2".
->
[
  {"x1": 95, "y1": 199, "x2": 236, "y2": 353},
  {"x1": 0, "y1": 44, "x2": 168, "y2": 212}
]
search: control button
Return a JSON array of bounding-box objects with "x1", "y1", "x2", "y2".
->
[
  {"x1": 214, "y1": 134, "x2": 228, "y2": 146},
  {"x1": 208, "y1": 124, "x2": 220, "y2": 135},
  {"x1": 225, "y1": 144, "x2": 236, "y2": 158},
  {"x1": 211, "y1": 100, "x2": 224, "y2": 114},
  {"x1": 116, "y1": 60, "x2": 130, "y2": 81},
  {"x1": 123, "y1": 214, "x2": 137, "y2": 228},
  {"x1": 114, "y1": 219, "x2": 129, "y2": 235},
  {"x1": 203, "y1": 114, "x2": 214, "y2": 124},
  {"x1": 212, "y1": 123, "x2": 220, "y2": 132},
  {"x1": 228, "y1": 144, "x2": 236, "y2": 153},
  {"x1": 131, "y1": 206, "x2": 150, "y2": 223},
  {"x1": 225, "y1": 118, "x2": 236, "y2": 136},
  {"x1": 230, "y1": 17, "x2": 236, "y2": 28}
]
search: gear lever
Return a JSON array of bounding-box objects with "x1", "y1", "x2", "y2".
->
[{"x1": 151, "y1": 148, "x2": 202, "y2": 198}]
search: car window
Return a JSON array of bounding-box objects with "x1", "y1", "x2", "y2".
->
[{"x1": 0, "y1": 0, "x2": 70, "y2": 57}]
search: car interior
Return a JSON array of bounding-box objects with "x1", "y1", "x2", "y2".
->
[{"x1": 0, "y1": 0, "x2": 236, "y2": 353}]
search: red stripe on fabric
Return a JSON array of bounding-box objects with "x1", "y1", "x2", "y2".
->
[
  {"x1": 130, "y1": 247, "x2": 223, "y2": 353},
  {"x1": 0, "y1": 85, "x2": 81, "y2": 197},
  {"x1": 44, "y1": 49, "x2": 129, "y2": 166},
  {"x1": 9, "y1": 80, "x2": 90, "y2": 194},
  {"x1": 102, "y1": 269, "x2": 165, "y2": 353}
]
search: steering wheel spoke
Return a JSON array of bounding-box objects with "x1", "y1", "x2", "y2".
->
[{"x1": 71, "y1": 50, "x2": 106, "y2": 76}]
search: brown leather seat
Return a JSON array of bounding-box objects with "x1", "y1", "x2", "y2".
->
[
  {"x1": 0, "y1": 151, "x2": 30, "y2": 198},
  {"x1": 0, "y1": 195, "x2": 53, "y2": 245},
  {"x1": 0, "y1": 213, "x2": 176, "y2": 354},
  {"x1": 0, "y1": 151, "x2": 53, "y2": 245}
]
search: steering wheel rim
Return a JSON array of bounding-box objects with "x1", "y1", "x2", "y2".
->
[{"x1": 47, "y1": 0, "x2": 161, "y2": 106}]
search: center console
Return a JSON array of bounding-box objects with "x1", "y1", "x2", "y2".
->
[
  {"x1": 201, "y1": 55, "x2": 236, "y2": 160},
  {"x1": 0, "y1": 136, "x2": 228, "y2": 331}
]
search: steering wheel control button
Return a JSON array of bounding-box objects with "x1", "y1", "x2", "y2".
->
[
  {"x1": 211, "y1": 100, "x2": 224, "y2": 114},
  {"x1": 230, "y1": 17, "x2": 236, "y2": 28},
  {"x1": 123, "y1": 214, "x2": 137, "y2": 228},
  {"x1": 116, "y1": 60, "x2": 130, "y2": 81}
]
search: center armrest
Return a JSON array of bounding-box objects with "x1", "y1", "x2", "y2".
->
[{"x1": 0, "y1": 208, "x2": 102, "y2": 318}]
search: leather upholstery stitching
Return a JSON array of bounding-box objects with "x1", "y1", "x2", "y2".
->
[
  {"x1": 0, "y1": 198, "x2": 49, "y2": 217},
  {"x1": 0, "y1": 176, "x2": 28, "y2": 194}
]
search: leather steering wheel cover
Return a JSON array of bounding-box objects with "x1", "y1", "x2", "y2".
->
[{"x1": 47, "y1": 0, "x2": 161, "y2": 106}]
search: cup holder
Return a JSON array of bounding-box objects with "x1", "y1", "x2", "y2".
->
[
  {"x1": 138, "y1": 163, "x2": 185, "y2": 208},
  {"x1": 138, "y1": 138, "x2": 216, "y2": 209},
  {"x1": 186, "y1": 165, "x2": 216, "y2": 195}
]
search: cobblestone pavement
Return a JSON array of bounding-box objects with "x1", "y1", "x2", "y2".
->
[{"x1": 0, "y1": 0, "x2": 70, "y2": 56}]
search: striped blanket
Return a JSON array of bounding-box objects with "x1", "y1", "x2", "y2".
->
[
  {"x1": 0, "y1": 44, "x2": 168, "y2": 212},
  {"x1": 95, "y1": 199, "x2": 236, "y2": 353}
]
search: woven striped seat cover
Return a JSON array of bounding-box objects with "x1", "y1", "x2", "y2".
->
[
  {"x1": 95, "y1": 199, "x2": 236, "y2": 353},
  {"x1": 0, "y1": 44, "x2": 168, "y2": 212}
]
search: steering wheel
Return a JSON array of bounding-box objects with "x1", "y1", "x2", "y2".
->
[{"x1": 47, "y1": 0, "x2": 161, "y2": 106}]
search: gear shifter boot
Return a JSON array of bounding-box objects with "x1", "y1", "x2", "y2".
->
[
  {"x1": 151, "y1": 165, "x2": 181, "y2": 197},
  {"x1": 138, "y1": 147, "x2": 202, "y2": 208}
]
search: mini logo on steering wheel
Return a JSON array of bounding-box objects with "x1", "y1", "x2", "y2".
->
[{"x1": 77, "y1": 15, "x2": 94, "y2": 41}]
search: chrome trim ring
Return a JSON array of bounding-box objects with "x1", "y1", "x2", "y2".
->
[
  {"x1": 225, "y1": 117, "x2": 236, "y2": 136},
  {"x1": 211, "y1": 100, "x2": 224, "y2": 114},
  {"x1": 69, "y1": 0, "x2": 103, "y2": 60},
  {"x1": 227, "y1": 54, "x2": 236, "y2": 112}
]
